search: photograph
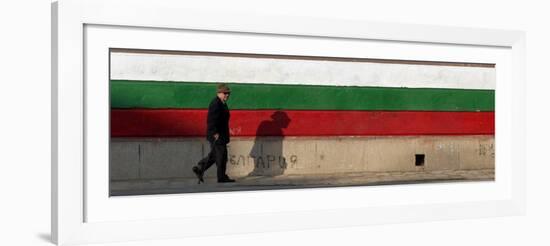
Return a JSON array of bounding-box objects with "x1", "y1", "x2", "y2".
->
[
  {"x1": 109, "y1": 48, "x2": 495, "y2": 196},
  {"x1": 43, "y1": 0, "x2": 536, "y2": 245}
]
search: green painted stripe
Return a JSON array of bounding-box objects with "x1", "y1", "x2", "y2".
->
[{"x1": 110, "y1": 80, "x2": 495, "y2": 111}]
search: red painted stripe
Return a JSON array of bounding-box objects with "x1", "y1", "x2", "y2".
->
[{"x1": 110, "y1": 109, "x2": 495, "y2": 137}]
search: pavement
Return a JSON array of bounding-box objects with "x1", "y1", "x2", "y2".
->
[{"x1": 110, "y1": 169, "x2": 494, "y2": 196}]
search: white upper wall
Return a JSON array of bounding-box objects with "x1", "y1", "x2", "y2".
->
[{"x1": 111, "y1": 52, "x2": 495, "y2": 90}]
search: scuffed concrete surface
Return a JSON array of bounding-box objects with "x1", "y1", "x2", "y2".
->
[{"x1": 110, "y1": 169, "x2": 494, "y2": 196}]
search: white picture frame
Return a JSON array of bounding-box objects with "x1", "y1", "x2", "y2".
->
[{"x1": 52, "y1": 0, "x2": 526, "y2": 245}]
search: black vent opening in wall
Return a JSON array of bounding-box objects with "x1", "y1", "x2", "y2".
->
[{"x1": 415, "y1": 154, "x2": 425, "y2": 166}]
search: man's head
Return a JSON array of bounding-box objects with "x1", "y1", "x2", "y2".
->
[{"x1": 216, "y1": 83, "x2": 231, "y2": 103}]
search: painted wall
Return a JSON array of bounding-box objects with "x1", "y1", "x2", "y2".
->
[{"x1": 109, "y1": 51, "x2": 495, "y2": 181}]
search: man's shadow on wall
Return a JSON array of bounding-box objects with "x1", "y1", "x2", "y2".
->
[{"x1": 248, "y1": 111, "x2": 291, "y2": 177}]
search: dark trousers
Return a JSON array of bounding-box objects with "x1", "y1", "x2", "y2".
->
[{"x1": 197, "y1": 142, "x2": 228, "y2": 180}]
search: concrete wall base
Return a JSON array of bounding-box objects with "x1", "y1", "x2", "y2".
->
[{"x1": 110, "y1": 135, "x2": 494, "y2": 181}]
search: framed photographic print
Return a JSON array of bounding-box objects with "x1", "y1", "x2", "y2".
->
[{"x1": 52, "y1": 0, "x2": 525, "y2": 245}]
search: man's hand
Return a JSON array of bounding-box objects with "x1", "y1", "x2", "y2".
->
[{"x1": 214, "y1": 133, "x2": 219, "y2": 141}]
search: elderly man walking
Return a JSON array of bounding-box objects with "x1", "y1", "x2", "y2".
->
[{"x1": 192, "y1": 83, "x2": 236, "y2": 183}]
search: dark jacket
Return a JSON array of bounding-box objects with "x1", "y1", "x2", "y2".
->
[{"x1": 206, "y1": 97, "x2": 230, "y2": 144}]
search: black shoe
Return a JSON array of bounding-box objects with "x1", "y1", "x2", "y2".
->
[
  {"x1": 218, "y1": 177, "x2": 235, "y2": 183},
  {"x1": 192, "y1": 166, "x2": 204, "y2": 184}
]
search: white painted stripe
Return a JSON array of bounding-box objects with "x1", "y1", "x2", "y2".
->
[{"x1": 111, "y1": 52, "x2": 495, "y2": 90}]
